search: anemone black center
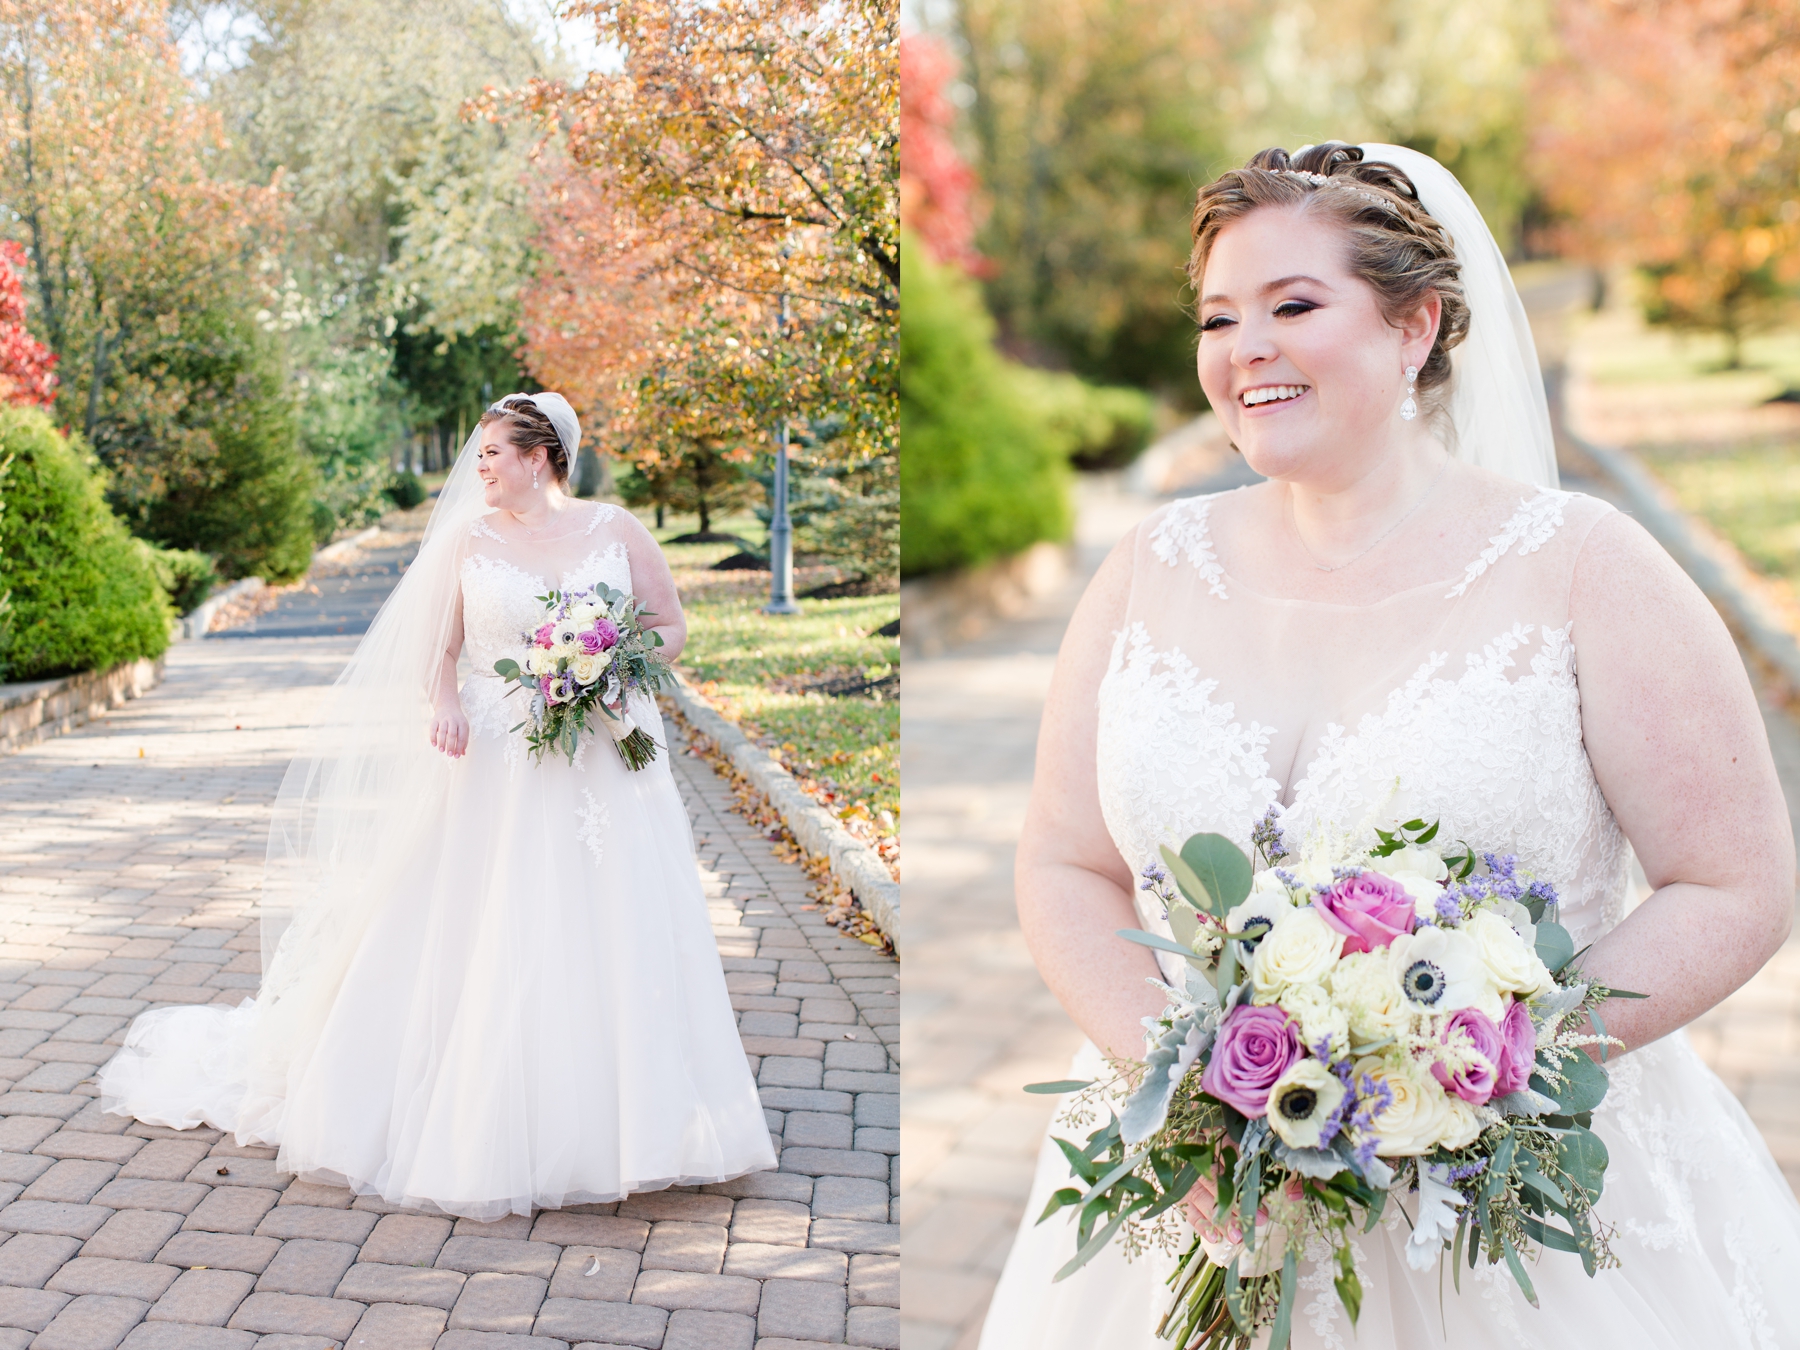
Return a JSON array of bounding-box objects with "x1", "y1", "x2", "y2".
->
[
  {"x1": 1280, "y1": 1087, "x2": 1317, "y2": 1120},
  {"x1": 1403, "y1": 959, "x2": 1446, "y2": 1005}
]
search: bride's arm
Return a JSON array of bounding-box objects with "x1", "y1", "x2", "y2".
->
[
  {"x1": 1016, "y1": 530, "x2": 1168, "y2": 1062},
  {"x1": 427, "y1": 585, "x2": 468, "y2": 758},
  {"x1": 1571, "y1": 510, "x2": 1795, "y2": 1052},
  {"x1": 620, "y1": 513, "x2": 688, "y2": 661}
]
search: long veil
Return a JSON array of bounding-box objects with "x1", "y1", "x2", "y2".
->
[
  {"x1": 1359, "y1": 143, "x2": 1560, "y2": 491},
  {"x1": 236, "y1": 423, "x2": 494, "y2": 1138}
]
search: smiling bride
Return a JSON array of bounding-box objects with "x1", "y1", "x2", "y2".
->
[
  {"x1": 980, "y1": 144, "x2": 1800, "y2": 1348},
  {"x1": 97, "y1": 392, "x2": 776, "y2": 1219}
]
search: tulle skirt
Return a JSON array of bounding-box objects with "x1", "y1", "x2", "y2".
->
[
  {"x1": 98, "y1": 701, "x2": 776, "y2": 1219},
  {"x1": 980, "y1": 1033, "x2": 1800, "y2": 1350}
]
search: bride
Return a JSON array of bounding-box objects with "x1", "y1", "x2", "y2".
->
[
  {"x1": 98, "y1": 391, "x2": 776, "y2": 1219},
  {"x1": 980, "y1": 144, "x2": 1800, "y2": 1347}
]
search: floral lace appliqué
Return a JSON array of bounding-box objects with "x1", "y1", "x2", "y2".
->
[
  {"x1": 1444, "y1": 490, "x2": 1570, "y2": 598},
  {"x1": 1147, "y1": 497, "x2": 1229, "y2": 599},
  {"x1": 576, "y1": 789, "x2": 610, "y2": 864}
]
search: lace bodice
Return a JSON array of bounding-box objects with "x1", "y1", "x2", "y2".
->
[
  {"x1": 1097, "y1": 486, "x2": 1630, "y2": 964},
  {"x1": 457, "y1": 503, "x2": 633, "y2": 747}
]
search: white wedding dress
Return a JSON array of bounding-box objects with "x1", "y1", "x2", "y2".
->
[
  {"x1": 981, "y1": 484, "x2": 1800, "y2": 1348},
  {"x1": 98, "y1": 501, "x2": 776, "y2": 1219}
]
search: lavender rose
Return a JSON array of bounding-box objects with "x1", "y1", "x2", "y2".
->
[
  {"x1": 578, "y1": 629, "x2": 604, "y2": 654},
  {"x1": 1201, "y1": 1004, "x2": 1302, "y2": 1118},
  {"x1": 1432, "y1": 1006, "x2": 1504, "y2": 1105},
  {"x1": 1494, "y1": 996, "x2": 1536, "y2": 1096},
  {"x1": 594, "y1": 617, "x2": 621, "y2": 650},
  {"x1": 1314, "y1": 870, "x2": 1416, "y2": 955}
]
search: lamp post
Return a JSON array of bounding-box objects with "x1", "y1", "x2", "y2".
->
[{"x1": 764, "y1": 290, "x2": 800, "y2": 615}]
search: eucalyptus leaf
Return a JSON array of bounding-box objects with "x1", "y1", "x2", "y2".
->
[
  {"x1": 1269, "y1": 1245, "x2": 1300, "y2": 1350},
  {"x1": 1532, "y1": 1050, "x2": 1609, "y2": 1115},
  {"x1": 1557, "y1": 1125, "x2": 1610, "y2": 1203},
  {"x1": 1116, "y1": 929, "x2": 1203, "y2": 962},
  {"x1": 1534, "y1": 920, "x2": 1575, "y2": 973},
  {"x1": 1492, "y1": 1088, "x2": 1561, "y2": 1118},
  {"x1": 493, "y1": 657, "x2": 520, "y2": 678},
  {"x1": 1159, "y1": 845, "x2": 1216, "y2": 917},
  {"x1": 1052, "y1": 1205, "x2": 1132, "y2": 1281},
  {"x1": 1180, "y1": 833, "x2": 1254, "y2": 916},
  {"x1": 1167, "y1": 899, "x2": 1202, "y2": 954},
  {"x1": 1024, "y1": 1080, "x2": 1093, "y2": 1095}
]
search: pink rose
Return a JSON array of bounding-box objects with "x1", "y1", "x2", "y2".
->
[
  {"x1": 1432, "y1": 1006, "x2": 1503, "y2": 1104},
  {"x1": 534, "y1": 623, "x2": 555, "y2": 648},
  {"x1": 578, "y1": 629, "x2": 603, "y2": 654},
  {"x1": 1494, "y1": 996, "x2": 1536, "y2": 1096},
  {"x1": 1313, "y1": 871, "x2": 1415, "y2": 954},
  {"x1": 1201, "y1": 1005, "x2": 1302, "y2": 1118},
  {"x1": 594, "y1": 617, "x2": 621, "y2": 650}
]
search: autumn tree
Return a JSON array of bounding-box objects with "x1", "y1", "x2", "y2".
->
[
  {"x1": 1534, "y1": 0, "x2": 1800, "y2": 366},
  {"x1": 498, "y1": 0, "x2": 897, "y2": 570},
  {"x1": 900, "y1": 33, "x2": 983, "y2": 274},
  {"x1": 0, "y1": 242, "x2": 55, "y2": 407},
  {"x1": 0, "y1": 0, "x2": 317, "y2": 580}
]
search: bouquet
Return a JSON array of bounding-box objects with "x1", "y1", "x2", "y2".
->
[
  {"x1": 1029, "y1": 810, "x2": 1641, "y2": 1349},
  {"x1": 492, "y1": 581, "x2": 675, "y2": 769}
]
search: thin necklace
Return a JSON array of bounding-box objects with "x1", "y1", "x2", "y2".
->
[{"x1": 1287, "y1": 458, "x2": 1451, "y2": 573}]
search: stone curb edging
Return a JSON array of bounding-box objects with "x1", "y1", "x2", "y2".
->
[
  {"x1": 0, "y1": 656, "x2": 163, "y2": 757},
  {"x1": 663, "y1": 673, "x2": 901, "y2": 953},
  {"x1": 1567, "y1": 429, "x2": 1800, "y2": 693},
  {"x1": 175, "y1": 525, "x2": 382, "y2": 642},
  {"x1": 899, "y1": 539, "x2": 1074, "y2": 659}
]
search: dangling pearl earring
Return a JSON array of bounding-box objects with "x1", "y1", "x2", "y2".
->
[
  {"x1": 532, "y1": 466, "x2": 540, "y2": 490},
  {"x1": 1400, "y1": 365, "x2": 1419, "y2": 422}
]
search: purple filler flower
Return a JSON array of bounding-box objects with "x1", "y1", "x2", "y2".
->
[
  {"x1": 1201, "y1": 1005, "x2": 1302, "y2": 1118},
  {"x1": 1432, "y1": 1006, "x2": 1504, "y2": 1105},
  {"x1": 1314, "y1": 870, "x2": 1416, "y2": 955},
  {"x1": 1494, "y1": 997, "x2": 1536, "y2": 1096}
]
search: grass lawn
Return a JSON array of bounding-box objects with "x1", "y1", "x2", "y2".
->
[
  {"x1": 1569, "y1": 304, "x2": 1800, "y2": 599},
  {"x1": 648, "y1": 508, "x2": 899, "y2": 864}
]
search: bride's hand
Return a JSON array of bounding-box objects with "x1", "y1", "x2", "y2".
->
[{"x1": 429, "y1": 700, "x2": 469, "y2": 758}]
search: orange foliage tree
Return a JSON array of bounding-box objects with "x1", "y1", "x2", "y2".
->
[
  {"x1": 1534, "y1": 0, "x2": 1800, "y2": 365},
  {"x1": 490, "y1": 0, "x2": 898, "y2": 519},
  {"x1": 0, "y1": 241, "x2": 56, "y2": 407}
]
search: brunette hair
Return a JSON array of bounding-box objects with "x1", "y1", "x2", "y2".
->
[
  {"x1": 478, "y1": 395, "x2": 570, "y2": 485},
  {"x1": 1188, "y1": 142, "x2": 1470, "y2": 419}
]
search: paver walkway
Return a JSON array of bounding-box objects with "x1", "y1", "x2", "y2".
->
[
  {"x1": 900, "y1": 473, "x2": 1800, "y2": 1350},
  {"x1": 0, "y1": 534, "x2": 897, "y2": 1350}
]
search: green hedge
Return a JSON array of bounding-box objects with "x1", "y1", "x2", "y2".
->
[
  {"x1": 0, "y1": 407, "x2": 171, "y2": 682},
  {"x1": 900, "y1": 236, "x2": 1071, "y2": 577},
  {"x1": 1016, "y1": 369, "x2": 1157, "y2": 472}
]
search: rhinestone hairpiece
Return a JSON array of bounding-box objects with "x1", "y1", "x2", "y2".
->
[{"x1": 1272, "y1": 168, "x2": 1397, "y2": 214}]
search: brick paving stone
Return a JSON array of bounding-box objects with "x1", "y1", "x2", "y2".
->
[
  {"x1": 663, "y1": 1306, "x2": 755, "y2": 1350},
  {"x1": 90, "y1": 1180, "x2": 205, "y2": 1214},
  {"x1": 359, "y1": 1214, "x2": 452, "y2": 1266},
  {"x1": 628, "y1": 1269, "x2": 760, "y2": 1314},
  {"x1": 225, "y1": 1291, "x2": 364, "y2": 1339},
  {"x1": 253, "y1": 1239, "x2": 358, "y2": 1296},
  {"x1": 809, "y1": 1179, "x2": 888, "y2": 1223},
  {"x1": 184, "y1": 1160, "x2": 288, "y2": 1192},
  {"x1": 616, "y1": 1193, "x2": 733, "y2": 1226},
  {"x1": 845, "y1": 1303, "x2": 899, "y2": 1349},
  {"x1": 806, "y1": 1220, "x2": 898, "y2": 1255},
  {"x1": 343, "y1": 1301, "x2": 446, "y2": 1349},
  {"x1": 532, "y1": 1297, "x2": 665, "y2": 1347},
  {"x1": 252, "y1": 1205, "x2": 375, "y2": 1244},
  {"x1": 641, "y1": 1221, "x2": 727, "y2": 1274},
  {"x1": 79, "y1": 1212, "x2": 183, "y2": 1263},
  {"x1": 781, "y1": 1113, "x2": 853, "y2": 1150},
  {"x1": 446, "y1": 1270, "x2": 549, "y2": 1334},
  {"x1": 757, "y1": 1278, "x2": 845, "y2": 1342},
  {"x1": 0, "y1": 1234, "x2": 82, "y2": 1287},
  {"x1": 182, "y1": 1188, "x2": 278, "y2": 1234},
  {"x1": 117, "y1": 1143, "x2": 211, "y2": 1182},
  {"x1": 46, "y1": 1258, "x2": 178, "y2": 1302},
  {"x1": 436, "y1": 1334, "x2": 571, "y2": 1350},
  {"x1": 31, "y1": 1293, "x2": 148, "y2": 1350},
  {"x1": 333, "y1": 1261, "x2": 465, "y2": 1309},
  {"x1": 846, "y1": 1254, "x2": 897, "y2": 1308},
  {"x1": 527, "y1": 1213, "x2": 647, "y2": 1252},
  {"x1": 144, "y1": 1268, "x2": 255, "y2": 1325},
  {"x1": 153, "y1": 1233, "x2": 281, "y2": 1274},
  {"x1": 544, "y1": 1247, "x2": 638, "y2": 1302},
  {"x1": 778, "y1": 1147, "x2": 889, "y2": 1181},
  {"x1": 120, "y1": 1324, "x2": 256, "y2": 1349},
  {"x1": 721, "y1": 1243, "x2": 845, "y2": 1283},
  {"x1": 0, "y1": 1285, "x2": 69, "y2": 1331},
  {"x1": 0, "y1": 1203, "x2": 111, "y2": 1239},
  {"x1": 0, "y1": 1158, "x2": 52, "y2": 1188},
  {"x1": 727, "y1": 1200, "x2": 810, "y2": 1247},
  {"x1": 435, "y1": 1236, "x2": 560, "y2": 1278}
]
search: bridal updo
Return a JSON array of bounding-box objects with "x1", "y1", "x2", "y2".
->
[
  {"x1": 479, "y1": 395, "x2": 571, "y2": 486},
  {"x1": 1188, "y1": 142, "x2": 1471, "y2": 421}
]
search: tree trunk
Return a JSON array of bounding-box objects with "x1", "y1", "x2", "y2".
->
[
  {"x1": 697, "y1": 492, "x2": 711, "y2": 534},
  {"x1": 655, "y1": 501, "x2": 665, "y2": 529},
  {"x1": 83, "y1": 328, "x2": 110, "y2": 445}
]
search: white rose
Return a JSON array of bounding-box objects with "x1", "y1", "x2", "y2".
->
[
  {"x1": 1465, "y1": 909, "x2": 1553, "y2": 998},
  {"x1": 1250, "y1": 868, "x2": 1292, "y2": 900},
  {"x1": 1357, "y1": 1055, "x2": 1459, "y2": 1156},
  {"x1": 1327, "y1": 951, "x2": 1413, "y2": 1044},
  {"x1": 525, "y1": 649, "x2": 553, "y2": 676},
  {"x1": 1437, "y1": 1093, "x2": 1483, "y2": 1151},
  {"x1": 1276, "y1": 983, "x2": 1351, "y2": 1060},
  {"x1": 569, "y1": 602, "x2": 600, "y2": 623},
  {"x1": 1251, "y1": 907, "x2": 1343, "y2": 1004},
  {"x1": 1371, "y1": 846, "x2": 1452, "y2": 922},
  {"x1": 571, "y1": 653, "x2": 604, "y2": 686},
  {"x1": 553, "y1": 641, "x2": 580, "y2": 662}
]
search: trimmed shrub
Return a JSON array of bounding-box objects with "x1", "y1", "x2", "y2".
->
[
  {"x1": 383, "y1": 469, "x2": 428, "y2": 511},
  {"x1": 139, "y1": 543, "x2": 219, "y2": 616},
  {"x1": 0, "y1": 407, "x2": 171, "y2": 682},
  {"x1": 900, "y1": 235, "x2": 1071, "y2": 577},
  {"x1": 1015, "y1": 369, "x2": 1158, "y2": 472}
]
